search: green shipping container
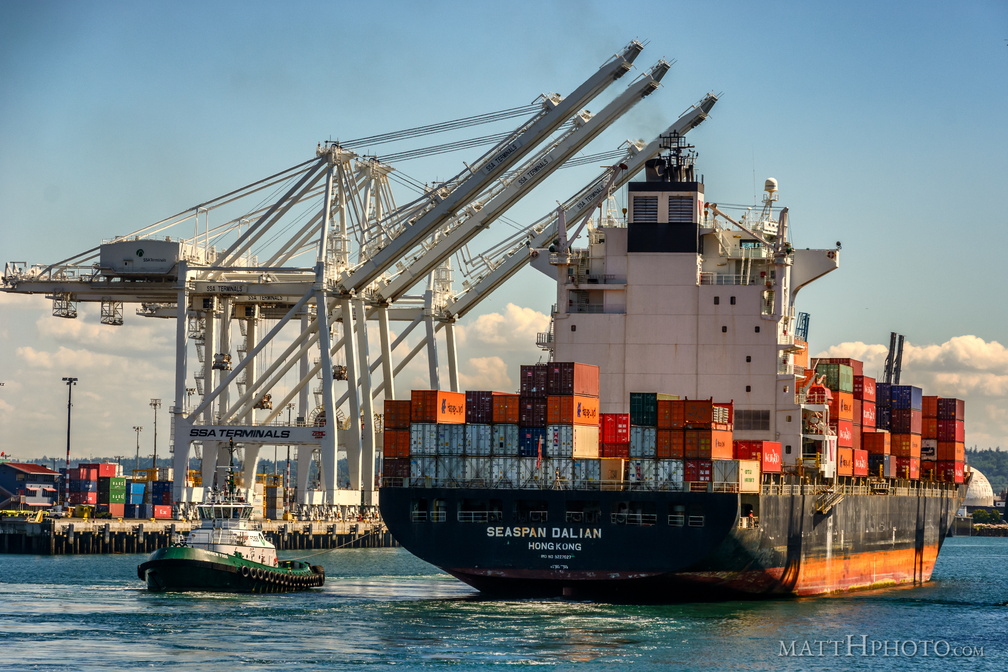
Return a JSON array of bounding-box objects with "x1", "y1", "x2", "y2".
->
[{"x1": 815, "y1": 363, "x2": 853, "y2": 393}]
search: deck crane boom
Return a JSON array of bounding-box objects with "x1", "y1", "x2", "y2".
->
[
  {"x1": 337, "y1": 40, "x2": 643, "y2": 294},
  {"x1": 375, "y1": 60, "x2": 670, "y2": 304},
  {"x1": 883, "y1": 332, "x2": 905, "y2": 384},
  {"x1": 442, "y1": 93, "x2": 718, "y2": 320}
]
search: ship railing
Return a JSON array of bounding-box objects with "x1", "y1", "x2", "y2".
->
[
  {"x1": 668, "y1": 513, "x2": 685, "y2": 527},
  {"x1": 687, "y1": 515, "x2": 705, "y2": 527},
  {"x1": 457, "y1": 511, "x2": 503, "y2": 523},
  {"x1": 699, "y1": 272, "x2": 758, "y2": 286},
  {"x1": 609, "y1": 512, "x2": 657, "y2": 526}
]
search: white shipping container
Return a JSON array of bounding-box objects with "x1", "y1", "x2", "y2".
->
[
  {"x1": 546, "y1": 424, "x2": 600, "y2": 459},
  {"x1": 464, "y1": 456, "x2": 492, "y2": 482},
  {"x1": 410, "y1": 456, "x2": 438, "y2": 485},
  {"x1": 437, "y1": 423, "x2": 466, "y2": 455},
  {"x1": 921, "y1": 438, "x2": 938, "y2": 460},
  {"x1": 627, "y1": 459, "x2": 656, "y2": 484},
  {"x1": 410, "y1": 423, "x2": 438, "y2": 456},
  {"x1": 517, "y1": 457, "x2": 547, "y2": 488},
  {"x1": 490, "y1": 457, "x2": 520, "y2": 486},
  {"x1": 739, "y1": 459, "x2": 760, "y2": 493},
  {"x1": 466, "y1": 424, "x2": 493, "y2": 456},
  {"x1": 629, "y1": 426, "x2": 657, "y2": 458},
  {"x1": 436, "y1": 456, "x2": 465, "y2": 484},
  {"x1": 655, "y1": 459, "x2": 684, "y2": 489},
  {"x1": 573, "y1": 458, "x2": 601, "y2": 485},
  {"x1": 492, "y1": 424, "x2": 520, "y2": 457}
]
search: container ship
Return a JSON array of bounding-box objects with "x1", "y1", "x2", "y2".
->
[{"x1": 378, "y1": 134, "x2": 968, "y2": 600}]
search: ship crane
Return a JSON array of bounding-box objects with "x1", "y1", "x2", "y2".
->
[{"x1": 883, "y1": 332, "x2": 905, "y2": 384}]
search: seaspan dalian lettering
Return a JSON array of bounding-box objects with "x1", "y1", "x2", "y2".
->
[{"x1": 486, "y1": 526, "x2": 602, "y2": 539}]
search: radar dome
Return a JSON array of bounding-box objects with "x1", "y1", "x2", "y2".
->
[
  {"x1": 965, "y1": 467, "x2": 995, "y2": 507},
  {"x1": 764, "y1": 177, "x2": 778, "y2": 193}
]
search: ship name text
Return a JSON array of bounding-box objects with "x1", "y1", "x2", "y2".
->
[{"x1": 485, "y1": 526, "x2": 601, "y2": 539}]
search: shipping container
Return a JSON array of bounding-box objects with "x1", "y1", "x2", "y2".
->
[
  {"x1": 853, "y1": 375, "x2": 876, "y2": 402},
  {"x1": 890, "y1": 433, "x2": 922, "y2": 459},
  {"x1": 383, "y1": 399, "x2": 412, "y2": 429},
  {"x1": 517, "y1": 427, "x2": 547, "y2": 458},
  {"x1": 79, "y1": 462, "x2": 119, "y2": 479},
  {"x1": 519, "y1": 364, "x2": 549, "y2": 397},
  {"x1": 463, "y1": 456, "x2": 492, "y2": 483},
  {"x1": 599, "y1": 458, "x2": 626, "y2": 485},
  {"x1": 890, "y1": 385, "x2": 923, "y2": 410},
  {"x1": 936, "y1": 441, "x2": 965, "y2": 462},
  {"x1": 601, "y1": 413, "x2": 631, "y2": 443},
  {"x1": 937, "y1": 397, "x2": 965, "y2": 421},
  {"x1": 852, "y1": 449, "x2": 869, "y2": 477},
  {"x1": 383, "y1": 428, "x2": 411, "y2": 459},
  {"x1": 819, "y1": 357, "x2": 864, "y2": 377},
  {"x1": 410, "y1": 456, "x2": 438, "y2": 485},
  {"x1": 895, "y1": 456, "x2": 920, "y2": 480},
  {"x1": 546, "y1": 362, "x2": 600, "y2": 396},
  {"x1": 629, "y1": 425, "x2": 657, "y2": 458},
  {"x1": 627, "y1": 459, "x2": 656, "y2": 485},
  {"x1": 921, "y1": 438, "x2": 938, "y2": 461},
  {"x1": 572, "y1": 458, "x2": 602, "y2": 485},
  {"x1": 829, "y1": 391, "x2": 855, "y2": 421},
  {"x1": 518, "y1": 396, "x2": 549, "y2": 427},
  {"x1": 922, "y1": 417, "x2": 938, "y2": 440},
  {"x1": 683, "y1": 399, "x2": 714, "y2": 426},
  {"x1": 410, "y1": 390, "x2": 466, "y2": 424},
  {"x1": 655, "y1": 459, "x2": 684, "y2": 488},
  {"x1": 936, "y1": 460, "x2": 965, "y2": 484},
  {"x1": 546, "y1": 424, "x2": 600, "y2": 459},
  {"x1": 815, "y1": 362, "x2": 854, "y2": 392},
  {"x1": 868, "y1": 453, "x2": 895, "y2": 479},
  {"x1": 546, "y1": 394, "x2": 600, "y2": 426},
  {"x1": 859, "y1": 400, "x2": 876, "y2": 428},
  {"x1": 656, "y1": 429, "x2": 685, "y2": 459},
  {"x1": 491, "y1": 394, "x2": 520, "y2": 425},
  {"x1": 683, "y1": 428, "x2": 733, "y2": 460},
  {"x1": 829, "y1": 419, "x2": 854, "y2": 448},
  {"x1": 656, "y1": 399, "x2": 684, "y2": 430},
  {"x1": 97, "y1": 503, "x2": 125, "y2": 518},
  {"x1": 733, "y1": 440, "x2": 782, "y2": 473},
  {"x1": 600, "y1": 442, "x2": 630, "y2": 459},
  {"x1": 875, "y1": 382, "x2": 891, "y2": 408},
  {"x1": 836, "y1": 447, "x2": 854, "y2": 476},
  {"x1": 936, "y1": 419, "x2": 965, "y2": 442},
  {"x1": 153, "y1": 505, "x2": 173, "y2": 520},
  {"x1": 890, "y1": 408, "x2": 923, "y2": 434},
  {"x1": 684, "y1": 459, "x2": 713, "y2": 483},
  {"x1": 465, "y1": 391, "x2": 496, "y2": 424},
  {"x1": 712, "y1": 459, "x2": 760, "y2": 493},
  {"x1": 922, "y1": 395, "x2": 939, "y2": 418},
  {"x1": 436, "y1": 423, "x2": 467, "y2": 455},
  {"x1": 465, "y1": 424, "x2": 493, "y2": 456},
  {"x1": 409, "y1": 423, "x2": 439, "y2": 456},
  {"x1": 490, "y1": 424, "x2": 520, "y2": 456}
]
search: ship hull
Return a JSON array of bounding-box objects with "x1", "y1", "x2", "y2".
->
[
  {"x1": 138, "y1": 546, "x2": 325, "y2": 593},
  {"x1": 379, "y1": 474, "x2": 965, "y2": 601}
]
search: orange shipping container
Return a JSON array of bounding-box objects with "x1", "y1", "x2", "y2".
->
[
  {"x1": 656, "y1": 399, "x2": 686, "y2": 429},
  {"x1": 656, "y1": 429, "x2": 685, "y2": 459},
  {"x1": 410, "y1": 390, "x2": 466, "y2": 424},
  {"x1": 862, "y1": 430, "x2": 891, "y2": 455},
  {"x1": 922, "y1": 395, "x2": 939, "y2": 418},
  {"x1": 684, "y1": 428, "x2": 732, "y2": 460},
  {"x1": 491, "y1": 394, "x2": 520, "y2": 424},
  {"x1": 828, "y1": 391, "x2": 855, "y2": 421},
  {"x1": 890, "y1": 433, "x2": 922, "y2": 459},
  {"x1": 837, "y1": 447, "x2": 854, "y2": 476},
  {"x1": 936, "y1": 441, "x2": 965, "y2": 462},
  {"x1": 382, "y1": 428, "x2": 411, "y2": 458},
  {"x1": 683, "y1": 399, "x2": 714, "y2": 426},
  {"x1": 546, "y1": 395, "x2": 600, "y2": 426}
]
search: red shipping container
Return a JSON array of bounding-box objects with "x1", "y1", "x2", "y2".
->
[
  {"x1": 601, "y1": 413, "x2": 631, "y2": 444},
  {"x1": 600, "y1": 442, "x2": 630, "y2": 458},
  {"x1": 153, "y1": 505, "x2": 173, "y2": 519},
  {"x1": 890, "y1": 433, "x2": 922, "y2": 459},
  {"x1": 921, "y1": 417, "x2": 938, "y2": 440},
  {"x1": 922, "y1": 395, "x2": 939, "y2": 418},
  {"x1": 545, "y1": 362, "x2": 600, "y2": 396},
  {"x1": 936, "y1": 419, "x2": 965, "y2": 442},
  {"x1": 684, "y1": 459, "x2": 712, "y2": 483},
  {"x1": 936, "y1": 441, "x2": 965, "y2": 462},
  {"x1": 937, "y1": 398, "x2": 965, "y2": 421},
  {"x1": 837, "y1": 447, "x2": 854, "y2": 476},
  {"x1": 890, "y1": 408, "x2": 923, "y2": 434},
  {"x1": 920, "y1": 460, "x2": 937, "y2": 479},
  {"x1": 98, "y1": 503, "x2": 125, "y2": 518},
  {"x1": 683, "y1": 399, "x2": 714, "y2": 426},
  {"x1": 410, "y1": 390, "x2": 466, "y2": 424},
  {"x1": 853, "y1": 375, "x2": 876, "y2": 402},
  {"x1": 684, "y1": 429, "x2": 733, "y2": 459},
  {"x1": 829, "y1": 391, "x2": 855, "y2": 421},
  {"x1": 863, "y1": 431, "x2": 891, "y2": 455},
  {"x1": 383, "y1": 428, "x2": 411, "y2": 458},
  {"x1": 518, "y1": 396, "x2": 548, "y2": 427},
  {"x1": 829, "y1": 419, "x2": 854, "y2": 448},
  {"x1": 383, "y1": 400, "x2": 412, "y2": 429},
  {"x1": 67, "y1": 492, "x2": 98, "y2": 505},
  {"x1": 656, "y1": 399, "x2": 685, "y2": 430},
  {"x1": 733, "y1": 440, "x2": 782, "y2": 473},
  {"x1": 492, "y1": 394, "x2": 520, "y2": 424},
  {"x1": 936, "y1": 460, "x2": 965, "y2": 484},
  {"x1": 852, "y1": 426, "x2": 862, "y2": 452},
  {"x1": 383, "y1": 457, "x2": 410, "y2": 480},
  {"x1": 853, "y1": 449, "x2": 869, "y2": 477},
  {"x1": 895, "y1": 456, "x2": 920, "y2": 480},
  {"x1": 547, "y1": 395, "x2": 600, "y2": 426},
  {"x1": 860, "y1": 400, "x2": 876, "y2": 428}
]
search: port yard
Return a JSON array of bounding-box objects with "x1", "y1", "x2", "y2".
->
[{"x1": 0, "y1": 516, "x2": 393, "y2": 555}]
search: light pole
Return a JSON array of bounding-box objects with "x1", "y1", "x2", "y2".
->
[
  {"x1": 133, "y1": 426, "x2": 143, "y2": 473},
  {"x1": 62, "y1": 377, "x2": 78, "y2": 506},
  {"x1": 150, "y1": 399, "x2": 161, "y2": 476}
]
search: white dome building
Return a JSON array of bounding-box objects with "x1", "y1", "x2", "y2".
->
[{"x1": 964, "y1": 467, "x2": 995, "y2": 508}]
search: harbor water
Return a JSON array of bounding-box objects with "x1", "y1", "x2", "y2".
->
[{"x1": 1, "y1": 537, "x2": 1004, "y2": 671}]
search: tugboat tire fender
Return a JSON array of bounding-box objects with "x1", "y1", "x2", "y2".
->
[{"x1": 241, "y1": 566, "x2": 250, "y2": 578}]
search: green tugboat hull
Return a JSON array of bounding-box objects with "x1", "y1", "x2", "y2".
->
[{"x1": 138, "y1": 546, "x2": 325, "y2": 593}]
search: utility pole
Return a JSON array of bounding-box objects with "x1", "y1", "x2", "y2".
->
[
  {"x1": 133, "y1": 426, "x2": 143, "y2": 473},
  {"x1": 150, "y1": 398, "x2": 161, "y2": 476},
  {"x1": 61, "y1": 377, "x2": 78, "y2": 506}
]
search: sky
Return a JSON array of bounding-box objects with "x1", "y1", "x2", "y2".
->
[{"x1": 1, "y1": 1, "x2": 1007, "y2": 462}]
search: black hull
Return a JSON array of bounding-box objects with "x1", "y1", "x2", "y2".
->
[
  {"x1": 138, "y1": 546, "x2": 325, "y2": 593},
  {"x1": 379, "y1": 473, "x2": 966, "y2": 601}
]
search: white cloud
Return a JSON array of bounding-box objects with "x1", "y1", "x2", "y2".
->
[{"x1": 457, "y1": 303, "x2": 549, "y2": 350}]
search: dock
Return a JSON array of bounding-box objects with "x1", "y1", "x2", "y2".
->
[{"x1": 0, "y1": 517, "x2": 396, "y2": 555}]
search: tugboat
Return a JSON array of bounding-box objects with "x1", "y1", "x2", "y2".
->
[{"x1": 138, "y1": 473, "x2": 324, "y2": 593}]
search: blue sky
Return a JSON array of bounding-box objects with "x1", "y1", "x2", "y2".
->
[{"x1": 1, "y1": 1, "x2": 1007, "y2": 461}]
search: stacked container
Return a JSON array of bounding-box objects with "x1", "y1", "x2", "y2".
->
[
  {"x1": 599, "y1": 412, "x2": 630, "y2": 457},
  {"x1": 409, "y1": 390, "x2": 466, "y2": 486},
  {"x1": 935, "y1": 397, "x2": 966, "y2": 483},
  {"x1": 66, "y1": 465, "x2": 98, "y2": 505},
  {"x1": 889, "y1": 385, "x2": 923, "y2": 480},
  {"x1": 97, "y1": 475, "x2": 126, "y2": 518}
]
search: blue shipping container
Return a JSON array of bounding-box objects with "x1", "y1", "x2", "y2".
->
[
  {"x1": 518, "y1": 427, "x2": 547, "y2": 458},
  {"x1": 890, "y1": 385, "x2": 923, "y2": 410}
]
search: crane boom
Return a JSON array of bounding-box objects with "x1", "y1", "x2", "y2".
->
[
  {"x1": 338, "y1": 40, "x2": 643, "y2": 294},
  {"x1": 376, "y1": 60, "x2": 670, "y2": 303},
  {"x1": 443, "y1": 93, "x2": 718, "y2": 319}
]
